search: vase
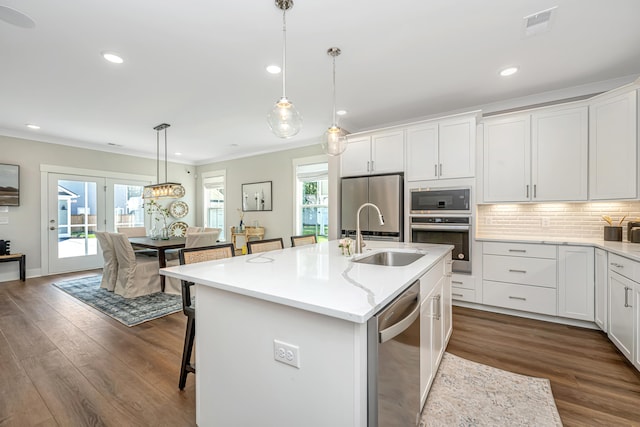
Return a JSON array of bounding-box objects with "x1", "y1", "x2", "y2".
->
[
  {"x1": 149, "y1": 225, "x2": 159, "y2": 240},
  {"x1": 161, "y1": 226, "x2": 170, "y2": 240},
  {"x1": 604, "y1": 226, "x2": 622, "y2": 241}
]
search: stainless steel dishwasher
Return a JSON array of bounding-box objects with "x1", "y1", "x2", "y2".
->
[{"x1": 367, "y1": 280, "x2": 421, "y2": 426}]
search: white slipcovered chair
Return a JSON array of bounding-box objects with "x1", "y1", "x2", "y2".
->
[
  {"x1": 186, "y1": 230, "x2": 221, "y2": 248},
  {"x1": 186, "y1": 226, "x2": 204, "y2": 235},
  {"x1": 110, "y1": 232, "x2": 161, "y2": 298},
  {"x1": 95, "y1": 231, "x2": 117, "y2": 291},
  {"x1": 116, "y1": 226, "x2": 146, "y2": 237}
]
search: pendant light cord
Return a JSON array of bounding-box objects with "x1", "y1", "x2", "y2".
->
[
  {"x1": 281, "y1": 8, "x2": 287, "y2": 99},
  {"x1": 164, "y1": 127, "x2": 168, "y2": 183},
  {"x1": 332, "y1": 54, "x2": 337, "y2": 125},
  {"x1": 156, "y1": 129, "x2": 160, "y2": 184}
]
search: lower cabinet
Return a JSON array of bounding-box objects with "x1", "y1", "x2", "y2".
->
[
  {"x1": 635, "y1": 285, "x2": 640, "y2": 371},
  {"x1": 608, "y1": 271, "x2": 635, "y2": 360},
  {"x1": 558, "y1": 246, "x2": 594, "y2": 321},
  {"x1": 594, "y1": 248, "x2": 608, "y2": 331},
  {"x1": 419, "y1": 258, "x2": 451, "y2": 408}
]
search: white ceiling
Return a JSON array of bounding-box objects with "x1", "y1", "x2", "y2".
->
[{"x1": 1, "y1": 0, "x2": 640, "y2": 165}]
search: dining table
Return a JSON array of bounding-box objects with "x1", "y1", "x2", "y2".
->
[{"x1": 128, "y1": 236, "x2": 186, "y2": 292}]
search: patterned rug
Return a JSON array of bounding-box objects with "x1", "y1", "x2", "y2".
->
[
  {"x1": 422, "y1": 353, "x2": 563, "y2": 426},
  {"x1": 52, "y1": 275, "x2": 182, "y2": 327}
]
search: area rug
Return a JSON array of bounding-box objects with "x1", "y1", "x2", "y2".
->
[
  {"x1": 421, "y1": 352, "x2": 563, "y2": 426},
  {"x1": 52, "y1": 275, "x2": 182, "y2": 327}
]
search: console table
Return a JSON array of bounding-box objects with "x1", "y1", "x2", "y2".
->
[
  {"x1": 230, "y1": 226, "x2": 265, "y2": 254},
  {"x1": 0, "y1": 253, "x2": 26, "y2": 281}
]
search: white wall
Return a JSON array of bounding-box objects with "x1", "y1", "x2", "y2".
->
[
  {"x1": 0, "y1": 135, "x2": 195, "y2": 281},
  {"x1": 196, "y1": 144, "x2": 326, "y2": 246}
]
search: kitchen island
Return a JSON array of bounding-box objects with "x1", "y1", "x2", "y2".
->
[{"x1": 161, "y1": 240, "x2": 452, "y2": 427}]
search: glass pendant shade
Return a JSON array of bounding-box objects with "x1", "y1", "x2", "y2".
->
[
  {"x1": 267, "y1": 96, "x2": 303, "y2": 138},
  {"x1": 322, "y1": 124, "x2": 347, "y2": 156}
]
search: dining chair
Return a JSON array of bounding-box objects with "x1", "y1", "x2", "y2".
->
[
  {"x1": 117, "y1": 226, "x2": 157, "y2": 256},
  {"x1": 185, "y1": 231, "x2": 220, "y2": 248},
  {"x1": 95, "y1": 231, "x2": 117, "y2": 291},
  {"x1": 110, "y1": 232, "x2": 161, "y2": 298},
  {"x1": 246, "y1": 238, "x2": 284, "y2": 254},
  {"x1": 290, "y1": 234, "x2": 317, "y2": 247},
  {"x1": 178, "y1": 243, "x2": 235, "y2": 390},
  {"x1": 186, "y1": 226, "x2": 204, "y2": 235}
]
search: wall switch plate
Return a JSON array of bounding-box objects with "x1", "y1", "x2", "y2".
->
[{"x1": 273, "y1": 339, "x2": 300, "y2": 368}]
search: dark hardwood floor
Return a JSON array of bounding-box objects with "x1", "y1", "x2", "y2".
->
[{"x1": 1, "y1": 272, "x2": 639, "y2": 426}]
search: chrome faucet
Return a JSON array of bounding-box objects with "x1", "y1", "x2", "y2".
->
[{"x1": 355, "y1": 203, "x2": 385, "y2": 254}]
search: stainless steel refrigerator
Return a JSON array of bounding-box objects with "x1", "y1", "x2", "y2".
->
[{"x1": 341, "y1": 174, "x2": 403, "y2": 241}]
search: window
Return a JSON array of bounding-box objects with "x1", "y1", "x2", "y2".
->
[
  {"x1": 203, "y1": 171, "x2": 226, "y2": 241},
  {"x1": 295, "y1": 161, "x2": 328, "y2": 241},
  {"x1": 114, "y1": 183, "x2": 145, "y2": 229}
]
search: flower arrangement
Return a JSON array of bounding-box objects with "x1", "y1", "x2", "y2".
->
[
  {"x1": 339, "y1": 237, "x2": 354, "y2": 256},
  {"x1": 146, "y1": 200, "x2": 171, "y2": 238},
  {"x1": 237, "y1": 208, "x2": 245, "y2": 230},
  {"x1": 601, "y1": 214, "x2": 627, "y2": 226}
]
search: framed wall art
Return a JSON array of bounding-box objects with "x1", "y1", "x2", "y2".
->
[{"x1": 0, "y1": 164, "x2": 19, "y2": 206}]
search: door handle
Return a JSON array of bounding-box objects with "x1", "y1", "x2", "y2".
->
[{"x1": 49, "y1": 226, "x2": 56, "y2": 230}]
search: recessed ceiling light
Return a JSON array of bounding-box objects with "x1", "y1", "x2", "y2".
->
[
  {"x1": 336, "y1": 110, "x2": 347, "y2": 116},
  {"x1": 102, "y1": 51, "x2": 124, "y2": 64},
  {"x1": 25, "y1": 123, "x2": 40, "y2": 129},
  {"x1": 500, "y1": 67, "x2": 519, "y2": 77},
  {"x1": 266, "y1": 65, "x2": 281, "y2": 74}
]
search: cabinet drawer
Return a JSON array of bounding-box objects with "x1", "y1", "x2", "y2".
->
[
  {"x1": 450, "y1": 274, "x2": 475, "y2": 290},
  {"x1": 483, "y1": 280, "x2": 557, "y2": 315},
  {"x1": 483, "y1": 254, "x2": 557, "y2": 288},
  {"x1": 608, "y1": 253, "x2": 640, "y2": 282},
  {"x1": 451, "y1": 287, "x2": 476, "y2": 302},
  {"x1": 420, "y1": 258, "x2": 445, "y2": 300},
  {"x1": 483, "y1": 242, "x2": 556, "y2": 259}
]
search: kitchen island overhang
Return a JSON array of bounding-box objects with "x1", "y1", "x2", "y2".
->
[{"x1": 161, "y1": 241, "x2": 453, "y2": 427}]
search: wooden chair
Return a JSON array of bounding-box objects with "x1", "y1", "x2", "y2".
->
[
  {"x1": 178, "y1": 243, "x2": 235, "y2": 390},
  {"x1": 246, "y1": 238, "x2": 284, "y2": 254},
  {"x1": 290, "y1": 234, "x2": 317, "y2": 247}
]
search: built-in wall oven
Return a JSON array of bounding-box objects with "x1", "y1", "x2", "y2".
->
[{"x1": 409, "y1": 187, "x2": 471, "y2": 273}]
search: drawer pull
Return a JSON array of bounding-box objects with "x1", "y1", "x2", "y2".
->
[
  {"x1": 452, "y1": 280, "x2": 463, "y2": 285},
  {"x1": 508, "y1": 249, "x2": 527, "y2": 253},
  {"x1": 508, "y1": 296, "x2": 527, "y2": 301},
  {"x1": 508, "y1": 269, "x2": 527, "y2": 273},
  {"x1": 452, "y1": 293, "x2": 464, "y2": 297},
  {"x1": 610, "y1": 262, "x2": 623, "y2": 268},
  {"x1": 624, "y1": 287, "x2": 632, "y2": 308}
]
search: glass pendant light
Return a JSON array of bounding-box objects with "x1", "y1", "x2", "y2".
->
[
  {"x1": 267, "y1": 0, "x2": 302, "y2": 139},
  {"x1": 322, "y1": 47, "x2": 347, "y2": 156}
]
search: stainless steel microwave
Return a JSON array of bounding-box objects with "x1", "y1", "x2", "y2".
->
[{"x1": 410, "y1": 187, "x2": 470, "y2": 214}]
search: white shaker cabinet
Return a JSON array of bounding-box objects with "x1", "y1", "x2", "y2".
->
[
  {"x1": 557, "y1": 246, "x2": 594, "y2": 321},
  {"x1": 595, "y1": 248, "x2": 608, "y2": 331},
  {"x1": 531, "y1": 105, "x2": 588, "y2": 201},
  {"x1": 607, "y1": 253, "x2": 636, "y2": 361},
  {"x1": 482, "y1": 114, "x2": 531, "y2": 202},
  {"x1": 482, "y1": 105, "x2": 588, "y2": 203},
  {"x1": 589, "y1": 90, "x2": 637, "y2": 200},
  {"x1": 635, "y1": 284, "x2": 640, "y2": 371},
  {"x1": 341, "y1": 130, "x2": 404, "y2": 177},
  {"x1": 406, "y1": 115, "x2": 476, "y2": 181}
]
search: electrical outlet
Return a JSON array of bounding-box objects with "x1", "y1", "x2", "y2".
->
[
  {"x1": 541, "y1": 217, "x2": 550, "y2": 228},
  {"x1": 273, "y1": 340, "x2": 300, "y2": 368}
]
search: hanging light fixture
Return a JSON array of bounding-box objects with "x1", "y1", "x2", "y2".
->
[
  {"x1": 142, "y1": 123, "x2": 185, "y2": 199},
  {"x1": 321, "y1": 47, "x2": 348, "y2": 156},
  {"x1": 266, "y1": 0, "x2": 302, "y2": 139}
]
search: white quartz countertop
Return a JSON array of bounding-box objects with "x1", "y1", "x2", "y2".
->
[
  {"x1": 476, "y1": 234, "x2": 640, "y2": 262},
  {"x1": 160, "y1": 240, "x2": 452, "y2": 324}
]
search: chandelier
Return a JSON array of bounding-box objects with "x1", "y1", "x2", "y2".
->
[{"x1": 142, "y1": 123, "x2": 185, "y2": 199}]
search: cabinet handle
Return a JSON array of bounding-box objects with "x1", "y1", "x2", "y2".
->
[
  {"x1": 371, "y1": 160, "x2": 374, "y2": 171},
  {"x1": 366, "y1": 161, "x2": 370, "y2": 172},
  {"x1": 624, "y1": 287, "x2": 632, "y2": 308},
  {"x1": 508, "y1": 249, "x2": 527, "y2": 253},
  {"x1": 439, "y1": 163, "x2": 442, "y2": 176},
  {"x1": 508, "y1": 296, "x2": 527, "y2": 301},
  {"x1": 452, "y1": 280, "x2": 463, "y2": 285},
  {"x1": 610, "y1": 262, "x2": 623, "y2": 268},
  {"x1": 431, "y1": 294, "x2": 442, "y2": 320},
  {"x1": 508, "y1": 269, "x2": 527, "y2": 273},
  {"x1": 435, "y1": 294, "x2": 441, "y2": 320},
  {"x1": 434, "y1": 164, "x2": 438, "y2": 177},
  {"x1": 452, "y1": 293, "x2": 463, "y2": 297},
  {"x1": 533, "y1": 184, "x2": 537, "y2": 198},
  {"x1": 526, "y1": 185, "x2": 529, "y2": 198}
]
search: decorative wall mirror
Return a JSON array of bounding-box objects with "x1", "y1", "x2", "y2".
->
[{"x1": 242, "y1": 181, "x2": 272, "y2": 212}]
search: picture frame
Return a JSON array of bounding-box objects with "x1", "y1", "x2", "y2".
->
[
  {"x1": 242, "y1": 181, "x2": 272, "y2": 212},
  {"x1": 0, "y1": 164, "x2": 19, "y2": 206}
]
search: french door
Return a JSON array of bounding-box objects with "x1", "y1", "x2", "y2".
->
[
  {"x1": 46, "y1": 171, "x2": 150, "y2": 274},
  {"x1": 47, "y1": 173, "x2": 106, "y2": 273}
]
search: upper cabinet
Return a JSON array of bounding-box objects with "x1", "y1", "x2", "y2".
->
[
  {"x1": 482, "y1": 104, "x2": 588, "y2": 203},
  {"x1": 589, "y1": 90, "x2": 638, "y2": 200},
  {"x1": 406, "y1": 114, "x2": 476, "y2": 181},
  {"x1": 340, "y1": 130, "x2": 404, "y2": 177}
]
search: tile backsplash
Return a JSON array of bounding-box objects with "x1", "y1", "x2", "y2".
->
[{"x1": 476, "y1": 201, "x2": 640, "y2": 241}]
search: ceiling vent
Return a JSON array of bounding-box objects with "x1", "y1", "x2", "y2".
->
[{"x1": 523, "y1": 6, "x2": 557, "y2": 37}]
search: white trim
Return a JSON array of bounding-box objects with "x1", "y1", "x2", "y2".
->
[
  {"x1": 40, "y1": 164, "x2": 154, "y2": 182},
  {"x1": 201, "y1": 169, "x2": 226, "y2": 234}
]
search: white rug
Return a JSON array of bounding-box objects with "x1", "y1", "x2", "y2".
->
[{"x1": 421, "y1": 353, "x2": 563, "y2": 426}]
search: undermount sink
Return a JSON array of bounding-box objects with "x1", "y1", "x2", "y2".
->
[{"x1": 352, "y1": 251, "x2": 425, "y2": 267}]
